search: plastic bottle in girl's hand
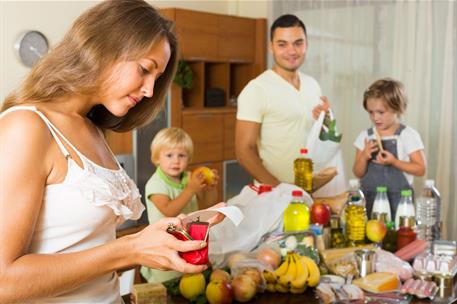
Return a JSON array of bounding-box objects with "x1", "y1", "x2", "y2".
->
[
  {"x1": 371, "y1": 186, "x2": 391, "y2": 222},
  {"x1": 395, "y1": 190, "x2": 415, "y2": 229}
]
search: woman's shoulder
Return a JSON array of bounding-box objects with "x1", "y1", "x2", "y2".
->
[{"x1": 0, "y1": 107, "x2": 51, "y2": 140}]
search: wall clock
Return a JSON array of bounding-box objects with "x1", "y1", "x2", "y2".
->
[{"x1": 15, "y1": 30, "x2": 49, "y2": 68}]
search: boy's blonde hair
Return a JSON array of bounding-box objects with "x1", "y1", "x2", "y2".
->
[
  {"x1": 150, "y1": 128, "x2": 193, "y2": 165},
  {"x1": 363, "y1": 78, "x2": 407, "y2": 115}
]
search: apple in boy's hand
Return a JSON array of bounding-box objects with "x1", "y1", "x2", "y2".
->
[
  {"x1": 310, "y1": 202, "x2": 331, "y2": 225},
  {"x1": 192, "y1": 166, "x2": 216, "y2": 186}
]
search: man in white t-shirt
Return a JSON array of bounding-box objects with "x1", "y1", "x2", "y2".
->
[{"x1": 236, "y1": 14, "x2": 329, "y2": 186}]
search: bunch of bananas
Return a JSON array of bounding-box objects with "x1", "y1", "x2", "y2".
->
[{"x1": 263, "y1": 252, "x2": 320, "y2": 294}]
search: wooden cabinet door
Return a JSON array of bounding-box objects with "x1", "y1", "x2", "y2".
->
[
  {"x1": 218, "y1": 15, "x2": 255, "y2": 62},
  {"x1": 182, "y1": 113, "x2": 224, "y2": 164},
  {"x1": 105, "y1": 131, "x2": 132, "y2": 155},
  {"x1": 224, "y1": 113, "x2": 236, "y2": 160},
  {"x1": 174, "y1": 9, "x2": 218, "y2": 60}
]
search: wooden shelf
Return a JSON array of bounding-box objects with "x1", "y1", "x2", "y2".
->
[{"x1": 182, "y1": 107, "x2": 236, "y2": 115}]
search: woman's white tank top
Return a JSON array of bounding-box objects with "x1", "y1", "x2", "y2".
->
[{"x1": 1, "y1": 106, "x2": 144, "y2": 303}]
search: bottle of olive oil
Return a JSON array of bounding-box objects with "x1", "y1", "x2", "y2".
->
[
  {"x1": 283, "y1": 190, "x2": 310, "y2": 232},
  {"x1": 345, "y1": 196, "x2": 367, "y2": 247},
  {"x1": 294, "y1": 148, "x2": 313, "y2": 193}
]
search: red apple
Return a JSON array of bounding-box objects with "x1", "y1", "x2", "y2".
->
[
  {"x1": 366, "y1": 219, "x2": 387, "y2": 243},
  {"x1": 206, "y1": 279, "x2": 233, "y2": 304},
  {"x1": 210, "y1": 269, "x2": 231, "y2": 283},
  {"x1": 310, "y1": 202, "x2": 331, "y2": 225},
  {"x1": 193, "y1": 166, "x2": 216, "y2": 186},
  {"x1": 231, "y1": 274, "x2": 257, "y2": 302}
]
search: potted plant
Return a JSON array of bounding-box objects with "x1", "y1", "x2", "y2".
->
[{"x1": 173, "y1": 61, "x2": 193, "y2": 90}]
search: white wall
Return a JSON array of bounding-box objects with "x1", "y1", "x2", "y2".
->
[{"x1": 0, "y1": 0, "x2": 268, "y2": 102}]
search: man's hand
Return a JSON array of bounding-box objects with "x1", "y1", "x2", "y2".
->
[{"x1": 312, "y1": 96, "x2": 331, "y2": 120}]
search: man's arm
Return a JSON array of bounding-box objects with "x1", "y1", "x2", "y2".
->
[{"x1": 235, "y1": 120, "x2": 280, "y2": 186}]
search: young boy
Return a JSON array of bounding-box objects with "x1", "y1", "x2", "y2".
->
[{"x1": 141, "y1": 127, "x2": 219, "y2": 283}]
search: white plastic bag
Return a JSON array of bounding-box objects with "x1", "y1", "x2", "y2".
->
[
  {"x1": 306, "y1": 111, "x2": 340, "y2": 170},
  {"x1": 306, "y1": 111, "x2": 346, "y2": 196},
  {"x1": 208, "y1": 183, "x2": 312, "y2": 266}
]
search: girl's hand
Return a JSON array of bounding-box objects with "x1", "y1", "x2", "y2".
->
[
  {"x1": 312, "y1": 96, "x2": 331, "y2": 120},
  {"x1": 362, "y1": 138, "x2": 379, "y2": 161},
  {"x1": 132, "y1": 217, "x2": 208, "y2": 273},
  {"x1": 374, "y1": 150, "x2": 397, "y2": 165}
]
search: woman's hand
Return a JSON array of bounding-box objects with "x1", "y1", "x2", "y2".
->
[
  {"x1": 180, "y1": 202, "x2": 227, "y2": 227},
  {"x1": 203, "y1": 202, "x2": 227, "y2": 226},
  {"x1": 312, "y1": 96, "x2": 331, "y2": 120},
  {"x1": 132, "y1": 218, "x2": 208, "y2": 273}
]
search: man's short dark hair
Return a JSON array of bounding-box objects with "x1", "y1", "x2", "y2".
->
[{"x1": 270, "y1": 14, "x2": 307, "y2": 41}]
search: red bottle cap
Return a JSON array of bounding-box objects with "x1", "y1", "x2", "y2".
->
[
  {"x1": 258, "y1": 184, "x2": 272, "y2": 194},
  {"x1": 300, "y1": 148, "x2": 308, "y2": 154},
  {"x1": 292, "y1": 190, "x2": 303, "y2": 197}
]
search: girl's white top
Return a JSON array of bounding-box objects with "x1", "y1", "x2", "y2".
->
[{"x1": 0, "y1": 106, "x2": 144, "y2": 303}]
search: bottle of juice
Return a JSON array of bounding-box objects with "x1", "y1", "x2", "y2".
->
[
  {"x1": 294, "y1": 148, "x2": 313, "y2": 193},
  {"x1": 283, "y1": 190, "x2": 310, "y2": 232},
  {"x1": 345, "y1": 196, "x2": 367, "y2": 247}
]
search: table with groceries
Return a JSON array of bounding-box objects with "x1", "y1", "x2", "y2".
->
[{"x1": 129, "y1": 151, "x2": 456, "y2": 304}]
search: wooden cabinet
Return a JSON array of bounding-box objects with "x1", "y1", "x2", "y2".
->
[
  {"x1": 105, "y1": 130, "x2": 132, "y2": 155},
  {"x1": 218, "y1": 15, "x2": 255, "y2": 62},
  {"x1": 182, "y1": 112, "x2": 224, "y2": 163},
  {"x1": 161, "y1": 9, "x2": 257, "y2": 62},
  {"x1": 174, "y1": 9, "x2": 219, "y2": 60},
  {"x1": 224, "y1": 113, "x2": 236, "y2": 160}
]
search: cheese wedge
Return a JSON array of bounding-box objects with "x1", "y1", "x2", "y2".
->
[{"x1": 353, "y1": 272, "x2": 399, "y2": 293}]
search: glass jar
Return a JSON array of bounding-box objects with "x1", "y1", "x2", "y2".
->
[
  {"x1": 330, "y1": 215, "x2": 345, "y2": 248},
  {"x1": 397, "y1": 216, "x2": 417, "y2": 250},
  {"x1": 381, "y1": 221, "x2": 397, "y2": 252}
]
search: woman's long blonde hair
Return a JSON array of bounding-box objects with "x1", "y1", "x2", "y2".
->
[{"x1": 2, "y1": 0, "x2": 178, "y2": 132}]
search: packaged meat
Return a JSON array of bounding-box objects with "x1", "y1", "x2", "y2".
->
[
  {"x1": 399, "y1": 278, "x2": 438, "y2": 300},
  {"x1": 316, "y1": 283, "x2": 336, "y2": 304},
  {"x1": 375, "y1": 249, "x2": 413, "y2": 281},
  {"x1": 394, "y1": 239, "x2": 430, "y2": 261},
  {"x1": 315, "y1": 283, "x2": 365, "y2": 303}
]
